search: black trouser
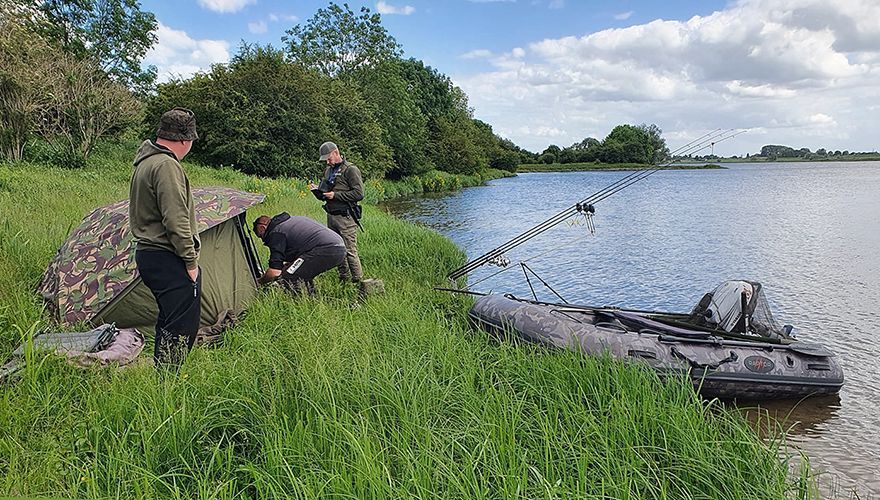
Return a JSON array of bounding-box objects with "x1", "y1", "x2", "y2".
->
[
  {"x1": 279, "y1": 244, "x2": 346, "y2": 295},
  {"x1": 135, "y1": 249, "x2": 201, "y2": 367}
]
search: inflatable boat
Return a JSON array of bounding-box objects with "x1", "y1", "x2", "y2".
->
[{"x1": 468, "y1": 281, "x2": 844, "y2": 400}]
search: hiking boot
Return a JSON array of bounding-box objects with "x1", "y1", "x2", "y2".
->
[{"x1": 358, "y1": 278, "x2": 385, "y2": 301}]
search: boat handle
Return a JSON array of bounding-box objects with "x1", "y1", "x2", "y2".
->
[{"x1": 671, "y1": 347, "x2": 738, "y2": 370}]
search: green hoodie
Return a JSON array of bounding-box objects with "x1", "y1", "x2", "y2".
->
[{"x1": 129, "y1": 140, "x2": 200, "y2": 270}]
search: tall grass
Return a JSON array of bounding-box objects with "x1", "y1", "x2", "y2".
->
[
  {"x1": 363, "y1": 168, "x2": 514, "y2": 204},
  {"x1": 0, "y1": 140, "x2": 812, "y2": 498}
]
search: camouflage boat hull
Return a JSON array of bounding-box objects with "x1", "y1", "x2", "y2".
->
[{"x1": 469, "y1": 294, "x2": 844, "y2": 400}]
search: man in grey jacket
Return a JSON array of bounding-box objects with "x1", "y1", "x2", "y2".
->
[
  {"x1": 129, "y1": 107, "x2": 200, "y2": 368},
  {"x1": 253, "y1": 212, "x2": 346, "y2": 295},
  {"x1": 309, "y1": 141, "x2": 365, "y2": 283}
]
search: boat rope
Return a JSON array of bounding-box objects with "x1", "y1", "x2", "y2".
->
[{"x1": 447, "y1": 129, "x2": 744, "y2": 283}]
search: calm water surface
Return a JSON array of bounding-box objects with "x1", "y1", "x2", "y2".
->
[{"x1": 383, "y1": 162, "x2": 880, "y2": 497}]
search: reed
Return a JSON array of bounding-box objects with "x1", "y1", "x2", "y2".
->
[{"x1": 0, "y1": 141, "x2": 812, "y2": 498}]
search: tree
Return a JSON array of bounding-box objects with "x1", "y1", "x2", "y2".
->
[
  {"x1": 430, "y1": 115, "x2": 484, "y2": 175},
  {"x1": 1, "y1": 12, "x2": 139, "y2": 164},
  {"x1": 396, "y1": 58, "x2": 462, "y2": 121},
  {"x1": 540, "y1": 145, "x2": 561, "y2": 163},
  {"x1": 1, "y1": 16, "x2": 54, "y2": 161},
  {"x1": 600, "y1": 125, "x2": 668, "y2": 164},
  {"x1": 325, "y1": 78, "x2": 393, "y2": 179},
  {"x1": 760, "y1": 145, "x2": 796, "y2": 158},
  {"x1": 568, "y1": 138, "x2": 598, "y2": 162},
  {"x1": 558, "y1": 148, "x2": 577, "y2": 164},
  {"x1": 356, "y1": 60, "x2": 431, "y2": 178},
  {"x1": 147, "y1": 44, "x2": 334, "y2": 178},
  {"x1": 283, "y1": 2, "x2": 401, "y2": 79},
  {"x1": 598, "y1": 141, "x2": 625, "y2": 163},
  {"x1": 637, "y1": 123, "x2": 669, "y2": 163},
  {"x1": 39, "y1": 55, "x2": 141, "y2": 165},
  {"x1": 17, "y1": 0, "x2": 158, "y2": 91},
  {"x1": 490, "y1": 150, "x2": 519, "y2": 172}
]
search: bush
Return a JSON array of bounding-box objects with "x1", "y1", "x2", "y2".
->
[
  {"x1": 0, "y1": 19, "x2": 54, "y2": 162},
  {"x1": 0, "y1": 16, "x2": 140, "y2": 165},
  {"x1": 490, "y1": 150, "x2": 519, "y2": 172},
  {"x1": 146, "y1": 47, "x2": 332, "y2": 178}
]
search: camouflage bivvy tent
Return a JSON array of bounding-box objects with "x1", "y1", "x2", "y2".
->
[{"x1": 37, "y1": 187, "x2": 265, "y2": 332}]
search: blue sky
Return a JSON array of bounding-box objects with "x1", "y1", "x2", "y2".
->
[{"x1": 141, "y1": 0, "x2": 880, "y2": 155}]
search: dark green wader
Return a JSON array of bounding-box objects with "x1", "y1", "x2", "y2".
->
[{"x1": 327, "y1": 212, "x2": 363, "y2": 282}]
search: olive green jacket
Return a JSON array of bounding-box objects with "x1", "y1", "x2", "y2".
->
[
  {"x1": 129, "y1": 140, "x2": 200, "y2": 270},
  {"x1": 321, "y1": 160, "x2": 364, "y2": 214}
]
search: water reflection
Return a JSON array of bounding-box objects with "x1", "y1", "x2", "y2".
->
[
  {"x1": 382, "y1": 162, "x2": 880, "y2": 497},
  {"x1": 736, "y1": 395, "x2": 842, "y2": 438}
]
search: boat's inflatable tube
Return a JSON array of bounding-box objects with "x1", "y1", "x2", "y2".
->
[{"x1": 468, "y1": 294, "x2": 844, "y2": 400}]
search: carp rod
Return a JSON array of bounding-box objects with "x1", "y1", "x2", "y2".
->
[{"x1": 446, "y1": 129, "x2": 744, "y2": 283}]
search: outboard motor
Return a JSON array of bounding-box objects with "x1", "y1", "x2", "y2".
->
[{"x1": 688, "y1": 280, "x2": 789, "y2": 339}]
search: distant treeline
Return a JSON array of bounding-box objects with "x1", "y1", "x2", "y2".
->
[
  {"x1": 755, "y1": 145, "x2": 878, "y2": 160},
  {"x1": 527, "y1": 124, "x2": 669, "y2": 166},
  {"x1": 679, "y1": 144, "x2": 880, "y2": 162}
]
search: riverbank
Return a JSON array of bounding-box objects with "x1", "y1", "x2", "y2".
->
[
  {"x1": 518, "y1": 162, "x2": 723, "y2": 172},
  {"x1": 0, "y1": 144, "x2": 813, "y2": 497},
  {"x1": 364, "y1": 167, "x2": 515, "y2": 203}
]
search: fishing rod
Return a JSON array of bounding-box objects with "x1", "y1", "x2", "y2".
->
[
  {"x1": 447, "y1": 129, "x2": 743, "y2": 282},
  {"x1": 448, "y1": 130, "x2": 733, "y2": 281},
  {"x1": 452, "y1": 130, "x2": 734, "y2": 279}
]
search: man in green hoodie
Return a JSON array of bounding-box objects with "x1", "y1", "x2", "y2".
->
[{"x1": 129, "y1": 107, "x2": 200, "y2": 368}]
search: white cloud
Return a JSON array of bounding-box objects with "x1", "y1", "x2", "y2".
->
[
  {"x1": 376, "y1": 1, "x2": 415, "y2": 15},
  {"x1": 725, "y1": 81, "x2": 797, "y2": 98},
  {"x1": 461, "y1": 49, "x2": 493, "y2": 59},
  {"x1": 455, "y1": 0, "x2": 880, "y2": 154},
  {"x1": 248, "y1": 20, "x2": 267, "y2": 34},
  {"x1": 197, "y1": 0, "x2": 255, "y2": 14},
  {"x1": 549, "y1": 0, "x2": 565, "y2": 9},
  {"x1": 143, "y1": 23, "x2": 230, "y2": 82},
  {"x1": 468, "y1": 0, "x2": 516, "y2": 2},
  {"x1": 268, "y1": 13, "x2": 299, "y2": 23},
  {"x1": 808, "y1": 113, "x2": 835, "y2": 125},
  {"x1": 614, "y1": 11, "x2": 633, "y2": 20}
]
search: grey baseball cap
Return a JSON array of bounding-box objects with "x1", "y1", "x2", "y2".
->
[
  {"x1": 318, "y1": 141, "x2": 338, "y2": 160},
  {"x1": 156, "y1": 107, "x2": 198, "y2": 141}
]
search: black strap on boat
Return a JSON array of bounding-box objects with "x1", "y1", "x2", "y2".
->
[
  {"x1": 671, "y1": 347, "x2": 739, "y2": 370},
  {"x1": 446, "y1": 129, "x2": 745, "y2": 283}
]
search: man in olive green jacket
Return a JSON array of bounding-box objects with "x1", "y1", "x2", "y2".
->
[
  {"x1": 129, "y1": 108, "x2": 200, "y2": 367},
  {"x1": 309, "y1": 141, "x2": 364, "y2": 282}
]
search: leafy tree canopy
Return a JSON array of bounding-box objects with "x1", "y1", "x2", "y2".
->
[
  {"x1": 15, "y1": 0, "x2": 158, "y2": 91},
  {"x1": 283, "y1": 2, "x2": 402, "y2": 78}
]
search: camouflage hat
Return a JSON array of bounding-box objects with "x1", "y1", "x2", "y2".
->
[
  {"x1": 318, "y1": 141, "x2": 338, "y2": 160},
  {"x1": 157, "y1": 107, "x2": 198, "y2": 142}
]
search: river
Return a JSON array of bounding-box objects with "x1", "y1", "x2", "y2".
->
[{"x1": 382, "y1": 161, "x2": 880, "y2": 497}]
